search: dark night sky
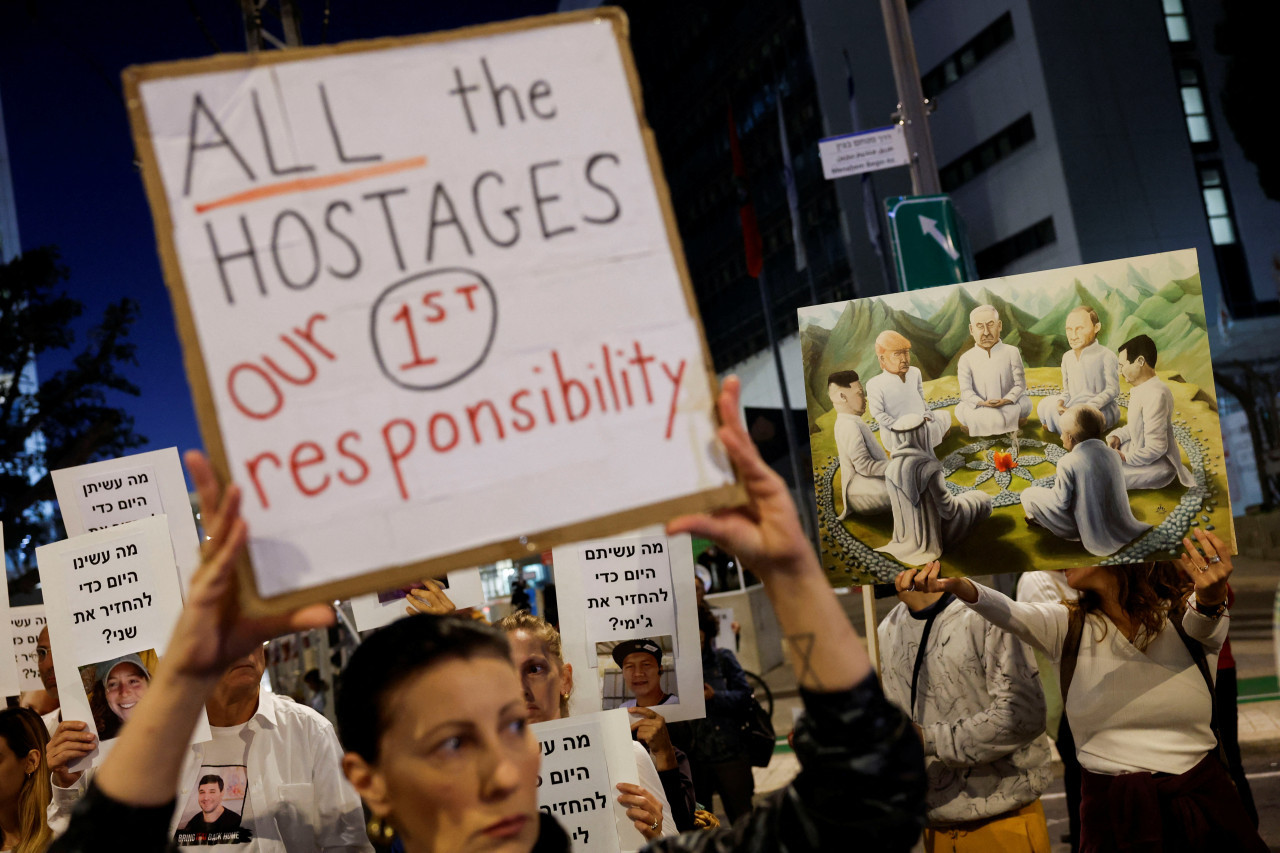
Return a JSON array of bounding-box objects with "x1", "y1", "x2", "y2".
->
[{"x1": 0, "y1": 0, "x2": 558, "y2": 481}]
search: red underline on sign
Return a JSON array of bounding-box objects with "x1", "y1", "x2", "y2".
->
[{"x1": 193, "y1": 156, "x2": 429, "y2": 214}]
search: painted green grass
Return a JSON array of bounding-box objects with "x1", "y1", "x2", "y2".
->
[{"x1": 808, "y1": 367, "x2": 1230, "y2": 583}]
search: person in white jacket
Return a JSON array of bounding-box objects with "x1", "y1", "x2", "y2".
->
[
  {"x1": 827, "y1": 370, "x2": 891, "y2": 518},
  {"x1": 1037, "y1": 307, "x2": 1120, "y2": 434},
  {"x1": 1107, "y1": 334, "x2": 1195, "y2": 491},
  {"x1": 879, "y1": 572, "x2": 1052, "y2": 851}
]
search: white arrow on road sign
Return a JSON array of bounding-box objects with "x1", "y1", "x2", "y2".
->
[{"x1": 919, "y1": 215, "x2": 960, "y2": 260}]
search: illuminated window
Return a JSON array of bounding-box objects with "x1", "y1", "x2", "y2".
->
[
  {"x1": 1199, "y1": 166, "x2": 1236, "y2": 245},
  {"x1": 1163, "y1": 0, "x2": 1191, "y2": 42},
  {"x1": 1178, "y1": 67, "x2": 1212, "y2": 143}
]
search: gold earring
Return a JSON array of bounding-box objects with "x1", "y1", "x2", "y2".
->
[
  {"x1": 562, "y1": 692, "x2": 570, "y2": 699},
  {"x1": 366, "y1": 816, "x2": 396, "y2": 844}
]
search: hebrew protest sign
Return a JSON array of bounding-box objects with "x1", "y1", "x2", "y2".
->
[
  {"x1": 53, "y1": 448, "x2": 203, "y2": 591},
  {"x1": 10, "y1": 605, "x2": 46, "y2": 695},
  {"x1": 0, "y1": 525, "x2": 13, "y2": 697},
  {"x1": 37, "y1": 516, "x2": 209, "y2": 769},
  {"x1": 799, "y1": 249, "x2": 1232, "y2": 583},
  {"x1": 531, "y1": 709, "x2": 641, "y2": 853},
  {"x1": 349, "y1": 567, "x2": 485, "y2": 632},
  {"x1": 122, "y1": 9, "x2": 740, "y2": 612},
  {"x1": 554, "y1": 529, "x2": 704, "y2": 723}
]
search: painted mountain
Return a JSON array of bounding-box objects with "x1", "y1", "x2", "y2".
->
[{"x1": 802, "y1": 250, "x2": 1214, "y2": 418}]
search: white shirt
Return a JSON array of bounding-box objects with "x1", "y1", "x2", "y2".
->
[
  {"x1": 50, "y1": 691, "x2": 371, "y2": 852},
  {"x1": 958, "y1": 342, "x2": 1026, "y2": 406},
  {"x1": 965, "y1": 583, "x2": 1226, "y2": 775},
  {"x1": 833, "y1": 413, "x2": 889, "y2": 514},
  {"x1": 1108, "y1": 377, "x2": 1195, "y2": 486},
  {"x1": 867, "y1": 367, "x2": 928, "y2": 430},
  {"x1": 1058, "y1": 341, "x2": 1119, "y2": 410}
]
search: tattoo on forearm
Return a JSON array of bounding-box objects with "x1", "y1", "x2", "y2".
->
[{"x1": 786, "y1": 632, "x2": 821, "y2": 690}]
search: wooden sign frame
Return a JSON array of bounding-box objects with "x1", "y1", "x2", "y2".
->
[{"x1": 122, "y1": 8, "x2": 744, "y2": 614}]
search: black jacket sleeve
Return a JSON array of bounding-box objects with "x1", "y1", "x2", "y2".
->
[
  {"x1": 645, "y1": 673, "x2": 927, "y2": 853},
  {"x1": 48, "y1": 783, "x2": 178, "y2": 853}
]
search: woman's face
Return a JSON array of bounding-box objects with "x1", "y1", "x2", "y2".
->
[
  {"x1": 353, "y1": 655, "x2": 541, "y2": 853},
  {"x1": 1063, "y1": 567, "x2": 1109, "y2": 593},
  {"x1": 507, "y1": 630, "x2": 571, "y2": 724},
  {"x1": 105, "y1": 662, "x2": 150, "y2": 722},
  {"x1": 0, "y1": 734, "x2": 35, "y2": 807}
]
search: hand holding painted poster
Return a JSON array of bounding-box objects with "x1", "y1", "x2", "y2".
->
[
  {"x1": 554, "y1": 530, "x2": 704, "y2": 723},
  {"x1": 53, "y1": 448, "x2": 203, "y2": 591},
  {"x1": 801, "y1": 249, "x2": 1232, "y2": 583},
  {"x1": 37, "y1": 515, "x2": 210, "y2": 769},
  {"x1": 532, "y1": 710, "x2": 642, "y2": 853},
  {"x1": 123, "y1": 10, "x2": 739, "y2": 610},
  {"x1": 349, "y1": 567, "x2": 486, "y2": 632},
  {"x1": 10, "y1": 605, "x2": 47, "y2": 694}
]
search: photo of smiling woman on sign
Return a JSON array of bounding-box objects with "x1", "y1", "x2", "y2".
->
[{"x1": 77, "y1": 650, "x2": 158, "y2": 741}]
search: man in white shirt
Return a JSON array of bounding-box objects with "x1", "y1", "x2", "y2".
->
[
  {"x1": 1037, "y1": 307, "x2": 1120, "y2": 434},
  {"x1": 866, "y1": 330, "x2": 950, "y2": 454},
  {"x1": 48, "y1": 646, "x2": 372, "y2": 852},
  {"x1": 36, "y1": 627, "x2": 62, "y2": 734},
  {"x1": 827, "y1": 370, "x2": 890, "y2": 518},
  {"x1": 1019, "y1": 405, "x2": 1150, "y2": 556},
  {"x1": 1107, "y1": 334, "x2": 1195, "y2": 491},
  {"x1": 954, "y1": 305, "x2": 1032, "y2": 449}
]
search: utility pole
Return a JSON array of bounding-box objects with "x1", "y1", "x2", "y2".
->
[
  {"x1": 878, "y1": 0, "x2": 940, "y2": 195},
  {"x1": 241, "y1": 0, "x2": 303, "y2": 51}
]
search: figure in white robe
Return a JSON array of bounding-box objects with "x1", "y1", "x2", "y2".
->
[
  {"x1": 1021, "y1": 407, "x2": 1150, "y2": 556},
  {"x1": 1107, "y1": 345, "x2": 1195, "y2": 491},
  {"x1": 877, "y1": 413, "x2": 992, "y2": 565},
  {"x1": 834, "y1": 412, "x2": 891, "y2": 517},
  {"x1": 955, "y1": 342, "x2": 1033, "y2": 436},
  {"x1": 867, "y1": 367, "x2": 951, "y2": 454},
  {"x1": 1038, "y1": 346, "x2": 1120, "y2": 434}
]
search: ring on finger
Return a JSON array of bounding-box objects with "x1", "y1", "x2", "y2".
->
[{"x1": 1208, "y1": 556, "x2": 1222, "y2": 564}]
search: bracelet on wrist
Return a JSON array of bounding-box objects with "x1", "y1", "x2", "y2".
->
[{"x1": 1192, "y1": 597, "x2": 1226, "y2": 619}]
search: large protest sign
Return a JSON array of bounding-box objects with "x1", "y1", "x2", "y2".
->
[
  {"x1": 122, "y1": 9, "x2": 741, "y2": 612},
  {"x1": 800, "y1": 249, "x2": 1232, "y2": 583},
  {"x1": 10, "y1": 605, "x2": 46, "y2": 695},
  {"x1": 531, "y1": 709, "x2": 641, "y2": 853},
  {"x1": 37, "y1": 516, "x2": 209, "y2": 769},
  {"x1": 53, "y1": 448, "x2": 203, "y2": 591},
  {"x1": 349, "y1": 567, "x2": 485, "y2": 632},
  {"x1": 554, "y1": 529, "x2": 704, "y2": 723}
]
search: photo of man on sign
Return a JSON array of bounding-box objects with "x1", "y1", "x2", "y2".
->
[{"x1": 596, "y1": 636, "x2": 678, "y2": 710}]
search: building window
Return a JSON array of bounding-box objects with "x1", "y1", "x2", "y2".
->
[
  {"x1": 1178, "y1": 66, "x2": 1212, "y2": 143},
  {"x1": 974, "y1": 217, "x2": 1056, "y2": 276},
  {"x1": 921, "y1": 13, "x2": 1015, "y2": 100},
  {"x1": 939, "y1": 114, "x2": 1035, "y2": 192},
  {"x1": 1199, "y1": 166, "x2": 1236, "y2": 245},
  {"x1": 1163, "y1": 0, "x2": 1191, "y2": 42}
]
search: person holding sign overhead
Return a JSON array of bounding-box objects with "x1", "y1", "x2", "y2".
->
[{"x1": 47, "y1": 377, "x2": 927, "y2": 853}]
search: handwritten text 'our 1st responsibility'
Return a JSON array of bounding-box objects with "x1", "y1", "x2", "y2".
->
[{"x1": 181, "y1": 56, "x2": 691, "y2": 513}]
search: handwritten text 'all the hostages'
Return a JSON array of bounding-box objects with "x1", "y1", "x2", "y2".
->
[{"x1": 185, "y1": 59, "x2": 623, "y2": 305}]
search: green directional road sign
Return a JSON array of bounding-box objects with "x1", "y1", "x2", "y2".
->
[{"x1": 884, "y1": 194, "x2": 977, "y2": 291}]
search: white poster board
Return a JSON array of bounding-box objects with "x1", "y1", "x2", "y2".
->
[
  {"x1": 10, "y1": 604, "x2": 46, "y2": 695},
  {"x1": 124, "y1": 10, "x2": 741, "y2": 612},
  {"x1": 53, "y1": 448, "x2": 203, "y2": 592},
  {"x1": 0, "y1": 524, "x2": 14, "y2": 697},
  {"x1": 554, "y1": 529, "x2": 704, "y2": 723},
  {"x1": 349, "y1": 567, "x2": 485, "y2": 632},
  {"x1": 36, "y1": 516, "x2": 210, "y2": 770},
  {"x1": 531, "y1": 709, "x2": 640, "y2": 853}
]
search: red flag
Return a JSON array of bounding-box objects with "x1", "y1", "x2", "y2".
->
[{"x1": 728, "y1": 105, "x2": 764, "y2": 278}]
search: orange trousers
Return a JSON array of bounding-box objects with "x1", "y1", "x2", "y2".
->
[{"x1": 923, "y1": 800, "x2": 1051, "y2": 853}]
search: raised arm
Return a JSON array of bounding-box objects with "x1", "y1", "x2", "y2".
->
[{"x1": 902, "y1": 564, "x2": 1070, "y2": 660}]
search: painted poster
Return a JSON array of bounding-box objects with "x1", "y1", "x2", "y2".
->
[
  {"x1": 349, "y1": 567, "x2": 485, "y2": 632},
  {"x1": 799, "y1": 249, "x2": 1231, "y2": 583},
  {"x1": 553, "y1": 529, "x2": 705, "y2": 723},
  {"x1": 122, "y1": 9, "x2": 741, "y2": 612}
]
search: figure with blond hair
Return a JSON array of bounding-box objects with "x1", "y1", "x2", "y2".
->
[
  {"x1": 1020, "y1": 405, "x2": 1150, "y2": 556},
  {"x1": 0, "y1": 707, "x2": 53, "y2": 853},
  {"x1": 1038, "y1": 307, "x2": 1120, "y2": 434},
  {"x1": 867, "y1": 330, "x2": 950, "y2": 454},
  {"x1": 954, "y1": 305, "x2": 1032, "y2": 447}
]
